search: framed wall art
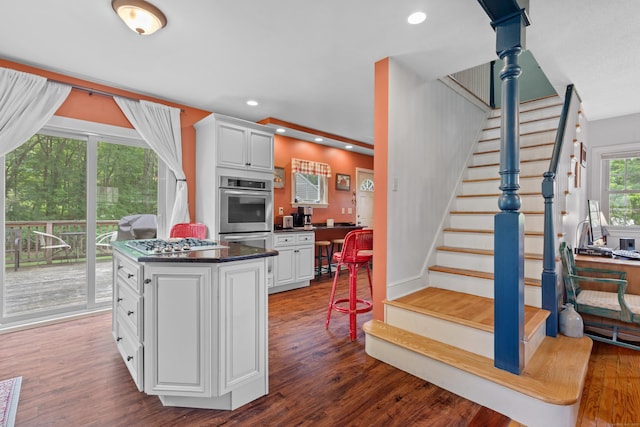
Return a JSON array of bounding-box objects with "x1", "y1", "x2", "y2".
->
[
  {"x1": 580, "y1": 142, "x2": 587, "y2": 167},
  {"x1": 336, "y1": 173, "x2": 350, "y2": 191},
  {"x1": 274, "y1": 167, "x2": 285, "y2": 188}
]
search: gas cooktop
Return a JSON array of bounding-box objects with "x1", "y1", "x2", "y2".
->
[{"x1": 126, "y1": 238, "x2": 228, "y2": 255}]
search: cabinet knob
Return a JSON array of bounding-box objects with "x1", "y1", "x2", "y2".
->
[
  {"x1": 127, "y1": 273, "x2": 134, "y2": 279},
  {"x1": 245, "y1": 162, "x2": 251, "y2": 166},
  {"x1": 117, "y1": 297, "x2": 123, "y2": 302},
  {"x1": 127, "y1": 310, "x2": 134, "y2": 316},
  {"x1": 118, "y1": 265, "x2": 123, "y2": 270},
  {"x1": 116, "y1": 336, "x2": 122, "y2": 342},
  {"x1": 144, "y1": 278, "x2": 151, "y2": 284},
  {"x1": 127, "y1": 356, "x2": 133, "y2": 362}
]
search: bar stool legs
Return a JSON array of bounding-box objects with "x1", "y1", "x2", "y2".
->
[{"x1": 314, "y1": 240, "x2": 332, "y2": 280}]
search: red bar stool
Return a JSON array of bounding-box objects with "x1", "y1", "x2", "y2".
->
[{"x1": 325, "y1": 229, "x2": 373, "y2": 340}]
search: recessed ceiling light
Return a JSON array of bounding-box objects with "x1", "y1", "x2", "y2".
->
[
  {"x1": 246, "y1": 100, "x2": 259, "y2": 106},
  {"x1": 345, "y1": 145, "x2": 353, "y2": 150},
  {"x1": 276, "y1": 128, "x2": 286, "y2": 133},
  {"x1": 407, "y1": 11, "x2": 427, "y2": 25},
  {"x1": 315, "y1": 137, "x2": 323, "y2": 142}
]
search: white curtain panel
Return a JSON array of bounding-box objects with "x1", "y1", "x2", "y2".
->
[
  {"x1": 114, "y1": 97, "x2": 189, "y2": 237},
  {"x1": 0, "y1": 67, "x2": 71, "y2": 157}
]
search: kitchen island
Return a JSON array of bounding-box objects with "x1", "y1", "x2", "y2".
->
[{"x1": 111, "y1": 240, "x2": 277, "y2": 410}]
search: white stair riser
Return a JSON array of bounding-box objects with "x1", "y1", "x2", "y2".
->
[
  {"x1": 461, "y1": 178, "x2": 541, "y2": 195},
  {"x1": 454, "y1": 195, "x2": 544, "y2": 212},
  {"x1": 466, "y1": 161, "x2": 548, "y2": 180},
  {"x1": 480, "y1": 117, "x2": 560, "y2": 141},
  {"x1": 478, "y1": 130, "x2": 556, "y2": 151},
  {"x1": 386, "y1": 305, "x2": 494, "y2": 358},
  {"x1": 472, "y1": 145, "x2": 553, "y2": 166},
  {"x1": 443, "y1": 231, "x2": 544, "y2": 253},
  {"x1": 427, "y1": 272, "x2": 542, "y2": 308},
  {"x1": 449, "y1": 214, "x2": 544, "y2": 231},
  {"x1": 486, "y1": 105, "x2": 562, "y2": 128},
  {"x1": 436, "y1": 251, "x2": 542, "y2": 277}
]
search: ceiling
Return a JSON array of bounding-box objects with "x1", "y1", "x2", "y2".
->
[{"x1": 1, "y1": 1, "x2": 639, "y2": 148}]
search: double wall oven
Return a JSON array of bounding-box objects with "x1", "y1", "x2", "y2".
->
[{"x1": 218, "y1": 175, "x2": 274, "y2": 283}]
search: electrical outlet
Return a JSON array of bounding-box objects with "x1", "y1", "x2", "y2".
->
[
  {"x1": 278, "y1": 207, "x2": 284, "y2": 215},
  {"x1": 348, "y1": 208, "x2": 352, "y2": 214},
  {"x1": 341, "y1": 208, "x2": 345, "y2": 214}
]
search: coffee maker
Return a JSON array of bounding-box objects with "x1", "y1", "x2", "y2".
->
[{"x1": 302, "y1": 206, "x2": 313, "y2": 228}]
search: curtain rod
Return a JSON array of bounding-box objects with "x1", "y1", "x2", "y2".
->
[{"x1": 50, "y1": 79, "x2": 185, "y2": 113}]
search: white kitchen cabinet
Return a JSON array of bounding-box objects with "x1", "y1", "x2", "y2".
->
[
  {"x1": 195, "y1": 113, "x2": 274, "y2": 175},
  {"x1": 272, "y1": 231, "x2": 314, "y2": 293},
  {"x1": 216, "y1": 121, "x2": 274, "y2": 173},
  {"x1": 112, "y1": 247, "x2": 268, "y2": 410},
  {"x1": 112, "y1": 251, "x2": 144, "y2": 391}
]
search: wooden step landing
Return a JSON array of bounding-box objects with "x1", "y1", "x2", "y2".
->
[
  {"x1": 363, "y1": 319, "x2": 592, "y2": 406},
  {"x1": 385, "y1": 287, "x2": 548, "y2": 342},
  {"x1": 428, "y1": 265, "x2": 541, "y2": 288}
]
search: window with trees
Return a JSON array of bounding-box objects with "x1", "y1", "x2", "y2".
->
[{"x1": 603, "y1": 155, "x2": 640, "y2": 226}]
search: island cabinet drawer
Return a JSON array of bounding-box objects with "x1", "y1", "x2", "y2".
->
[
  {"x1": 114, "y1": 314, "x2": 143, "y2": 392},
  {"x1": 116, "y1": 282, "x2": 143, "y2": 339},
  {"x1": 115, "y1": 254, "x2": 142, "y2": 293}
]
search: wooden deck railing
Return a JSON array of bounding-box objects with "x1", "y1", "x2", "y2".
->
[{"x1": 4, "y1": 220, "x2": 119, "y2": 268}]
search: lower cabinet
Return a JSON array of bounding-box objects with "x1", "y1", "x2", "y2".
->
[
  {"x1": 112, "y1": 250, "x2": 268, "y2": 410},
  {"x1": 272, "y1": 231, "x2": 314, "y2": 293}
]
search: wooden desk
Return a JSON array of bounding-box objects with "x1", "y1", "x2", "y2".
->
[
  {"x1": 574, "y1": 254, "x2": 640, "y2": 340},
  {"x1": 575, "y1": 254, "x2": 640, "y2": 295}
]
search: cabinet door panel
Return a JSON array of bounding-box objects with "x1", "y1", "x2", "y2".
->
[
  {"x1": 247, "y1": 130, "x2": 274, "y2": 172},
  {"x1": 218, "y1": 260, "x2": 266, "y2": 394},
  {"x1": 296, "y1": 245, "x2": 315, "y2": 281},
  {"x1": 274, "y1": 247, "x2": 295, "y2": 285},
  {"x1": 217, "y1": 122, "x2": 247, "y2": 169},
  {"x1": 144, "y1": 265, "x2": 213, "y2": 397}
]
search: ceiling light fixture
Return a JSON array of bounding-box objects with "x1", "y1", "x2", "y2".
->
[
  {"x1": 315, "y1": 137, "x2": 323, "y2": 142},
  {"x1": 247, "y1": 100, "x2": 259, "y2": 106},
  {"x1": 345, "y1": 145, "x2": 353, "y2": 150},
  {"x1": 276, "y1": 128, "x2": 286, "y2": 133},
  {"x1": 112, "y1": 0, "x2": 167, "y2": 35},
  {"x1": 407, "y1": 11, "x2": 427, "y2": 25}
]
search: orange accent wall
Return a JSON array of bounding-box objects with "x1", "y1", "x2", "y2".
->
[
  {"x1": 273, "y1": 135, "x2": 373, "y2": 223},
  {"x1": 0, "y1": 59, "x2": 210, "y2": 221},
  {"x1": 373, "y1": 58, "x2": 389, "y2": 321}
]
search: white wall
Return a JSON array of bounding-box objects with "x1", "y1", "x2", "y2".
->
[
  {"x1": 385, "y1": 59, "x2": 488, "y2": 299},
  {"x1": 586, "y1": 112, "x2": 640, "y2": 248}
]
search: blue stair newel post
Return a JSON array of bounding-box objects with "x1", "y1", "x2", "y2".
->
[{"x1": 477, "y1": 0, "x2": 530, "y2": 375}]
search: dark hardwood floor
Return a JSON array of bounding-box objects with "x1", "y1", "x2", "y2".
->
[{"x1": 0, "y1": 272, "x2": 635, "y2": 426}]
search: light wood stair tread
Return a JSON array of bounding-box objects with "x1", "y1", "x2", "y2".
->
[
  {"x1": 436, "y1": 245, "x2": 543, "y2": 260},
  {"x1": 478, "y1": 128, "x2": 558, "y2": 143},
  {"x1": 443, "y1": 227, "x2": 544, "y2": 236},
  {"x1": 385, "y1": 287, "x2": 548, "y2": 341},
  {"x1": 468, "y1": 157, "x2": 550, "y2": 168},
  {"x1": 428, "y1": 265, "x2": 542, "y2": 287},
  {"x1": 363, "y1": 319, "x2": 592, "y2": 406},
  {"x1": 463, "y1": 174, "x2": 541, "y2": 183},
  {"x1": 474, "y1": 141, "x2": 554, "y2": 155}
]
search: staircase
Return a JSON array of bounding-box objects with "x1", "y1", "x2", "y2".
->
[{"x1": 364, "y1": 96, "x2": 593, "y2": 427}]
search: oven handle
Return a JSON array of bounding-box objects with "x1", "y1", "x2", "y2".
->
[
  {"x1": 222, "y1": 233, "x2": 270, "y2": 242},
  {"x1": 220, "y1": 189, "x2": 269, "y2": 197}
]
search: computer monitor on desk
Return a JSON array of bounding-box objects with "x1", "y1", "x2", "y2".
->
[{"x1": 588, "y1": 199, "x2": 606, "y2": 246}]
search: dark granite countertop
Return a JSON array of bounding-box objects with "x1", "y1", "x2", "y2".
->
[
  {"x1": 274, "y1": 224, "x2": 363, "y2": 233},
  {"x1": 112, "y1": 240, "x2": 278, "y2": 263}
]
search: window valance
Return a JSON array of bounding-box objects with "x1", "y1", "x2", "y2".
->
[{"x1": 291, "y1": 158, "x2": 332, "y2": 178}]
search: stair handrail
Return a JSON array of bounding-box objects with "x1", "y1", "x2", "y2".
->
[{"x1": 541, "y1": 84, "x2": 577, "y2": 337}]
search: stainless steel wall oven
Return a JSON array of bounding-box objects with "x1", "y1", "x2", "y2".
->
[{"x1": 218, "y1": 175, "x2": 273, "y2": 234}]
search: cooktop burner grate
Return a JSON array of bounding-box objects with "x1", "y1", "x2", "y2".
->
[{"x1": 126, "y1": 238, "x2": 228, "y2": 255}]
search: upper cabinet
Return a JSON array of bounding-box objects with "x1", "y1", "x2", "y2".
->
[{"x1": 195, "y1": 113, "x2": 274, "y2": 174}]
